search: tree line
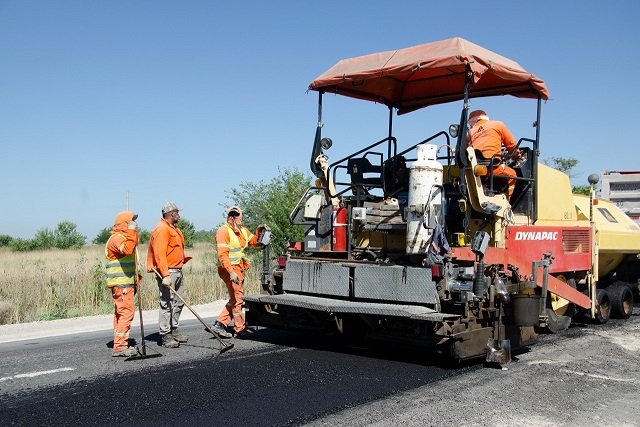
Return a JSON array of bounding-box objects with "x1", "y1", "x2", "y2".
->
[{"x1": 1, "y1": 168, "x2": 312, "y2": 254}]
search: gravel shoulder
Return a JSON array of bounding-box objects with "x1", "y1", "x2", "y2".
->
[{"x1": 305, "y1": 310, "x2": 640, "y2": 427}]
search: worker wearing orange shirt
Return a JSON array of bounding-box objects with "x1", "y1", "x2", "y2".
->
[
  {"x1": 105, "y1": 210, "x2": 140, "y2": 357},
  {"x1": 147, "y1": 202, "x2": 189, "y2": 348},
  {"x1": 212, "y1": 206, "x2": 269, "y2": 338},
  {"x1": 467, "y1": 109, "x2": 520, "y2": 201}
]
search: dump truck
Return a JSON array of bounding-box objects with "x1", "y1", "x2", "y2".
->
[
  {"x1": 245, "y1": 37, "x2": 640, "y2": 362},
  {"x1": 600, "y1": 170, "x2": 640, "y2": 225}
]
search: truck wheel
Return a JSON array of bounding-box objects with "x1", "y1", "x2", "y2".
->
[
  {"x1": 609, "y1": 283, "x2": 633, "y2": 319},
  {"x1": 594, "y1": 289, "x2": 611, "y2": 324},
  {"x1": 541, "y1": 276, "x2": 575, "y2": 333}
]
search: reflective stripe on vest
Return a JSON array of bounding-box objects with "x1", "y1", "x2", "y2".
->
[
  {"x1": 224, "y1": 223, "x2": 250, "y2": 265},
  {"x1": 105, "y1": 234, "x2": 136, "y2": 287}
]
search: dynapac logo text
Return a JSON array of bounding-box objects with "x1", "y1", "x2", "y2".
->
[{"x1": 514, "y1": 231, "x2": 559, "y2": 241}]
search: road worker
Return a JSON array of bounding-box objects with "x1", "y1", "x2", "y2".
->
[
  {"x1": 467, "y1": 109, "x2": 521, "y2": 201},
  {"x1": 212, "y1": 205, "x2": 269, "y2": 338},
  {"x1": 105, "y1": 210, "x2": 141, "y2": 357},
  {"x1": 147, "y1": 202, "x2": 189, "y2": 348}
]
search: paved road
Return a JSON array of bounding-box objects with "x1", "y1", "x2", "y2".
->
[
  {"x1": 0, "y1": 317, "x2": 469, "y2": 426},
  {"x1": 3, "y1": 306, "x2": 638, "y2": 426}
]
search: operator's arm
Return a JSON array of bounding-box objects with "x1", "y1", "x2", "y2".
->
[{"x1": 498, "y1": 121, "x2": 518, "y2": 155}]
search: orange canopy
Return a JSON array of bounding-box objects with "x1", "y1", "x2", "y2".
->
[{"x1": 309, "y1": 37, "x2": 550, "y2": 114}]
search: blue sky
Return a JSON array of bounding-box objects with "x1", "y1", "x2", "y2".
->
[{"x1": 1, "y1": 1, "x2": 638, "y2": 239}]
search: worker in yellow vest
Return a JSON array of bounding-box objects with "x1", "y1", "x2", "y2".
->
[
  {"x1": 212, "y1": 205, "x2": 269, "y2": 338},
  {"x1": 105, "y1": 210, "x2": 141, "y2": 357}
]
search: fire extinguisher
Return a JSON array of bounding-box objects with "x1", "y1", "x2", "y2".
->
[{"x1": 332, "y1": 206, "x2": 347, "y2": 251}]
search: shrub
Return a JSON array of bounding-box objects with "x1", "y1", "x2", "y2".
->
[
  {"x1": 33, "y1": 228, "x2": 55, "y2": 249},
  {"x1": 53, "y1": 221, "x2": 86, "y2": 249},
  {"x1": 93, "y1": 227, "x2": 111, "y2": 244},
  {"x1": 177, "y1": 218, "x2": 196, "y2": 248},
  {"x1": 10, "y1": 238, "x2": 35, "y2": 252},
  {"x1": 194, "y1": 229, "x2": 214, "y2": 243},
  {"x1": 139, "y1": 229, "x2": 150, "y2": 244},
  {"x1": 0, "y1": 235, "x2": 13, "y2": 247}
]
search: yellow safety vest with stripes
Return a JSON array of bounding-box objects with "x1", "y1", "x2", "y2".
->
[
  {"x1": 220, "y1": 223, "x2": 251, "y2": 266},
  {"x1": 104, "y1": 233, "x2": 137, "y2": 288}
]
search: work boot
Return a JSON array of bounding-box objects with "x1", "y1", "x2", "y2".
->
[
  {"x1": 161, "y1": 333, "x2": 180, "y2": 348},
  {"x1": 171, "y1": 329, "x2": 189, "y2": 343},
  {"x1": 112, "y1": 346, "x2": 138, "y2": 357},
  {"x1": 211, "y1": 321, "x2": 232, "y2": 338},
  {"x1": 234, "y1": 328, "x2": 255, "y2": 340}
]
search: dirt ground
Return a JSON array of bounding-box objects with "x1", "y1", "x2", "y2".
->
[{"x1": 305, "y1": 308, "x2": 640, "y2": 427}]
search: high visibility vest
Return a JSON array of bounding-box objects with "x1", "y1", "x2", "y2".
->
[
  {"x1": 224, "y1": 223, "x2": 250, "y2": 265},
  {"x1": 104, "y1": 233, "x2": 136, "y2": 288}
]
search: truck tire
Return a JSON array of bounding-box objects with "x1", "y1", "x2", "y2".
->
[
  {"x1": 540, "y1": 276, "x2": 575, "y2": 334},
  {"x1": 594, "y1": 289, "x2": 611, "y2": 324},
  {"x1": 609, "y1": 282, "x2": 633, "y2": 319}
]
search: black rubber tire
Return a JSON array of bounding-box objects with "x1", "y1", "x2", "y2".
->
[
  {"x1": 609, "y1": 282, "x2": 634, "y2": 319},
  {"x1": 594, "y1": 289, "x2": 611, "y2": 324}
]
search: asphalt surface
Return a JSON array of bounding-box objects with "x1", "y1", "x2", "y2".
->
[
  {"x1": 3, "y1": 305, "x2": 639, "y2": 426},
  {"x1": 0, "y1": 309, "x2": 469, "y2": 426}
]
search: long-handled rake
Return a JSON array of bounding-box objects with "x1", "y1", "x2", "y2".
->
[
  {"x1": 125, "y1": 274, "x2": 162, "y2": 361},
  {"x1": 152, "y1": 268, "x2": 234, "y2": 354}
]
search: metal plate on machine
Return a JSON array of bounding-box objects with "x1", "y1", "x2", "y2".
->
[
  {"x1": 353, "y1": 265, "x2": 439, "y2": 305},
  {"x1": 243, "y1": 293, "x2": 458, "y2": 322},
  {"x1": 282, "y1": 259, "x2": 349, "y2": 296}
]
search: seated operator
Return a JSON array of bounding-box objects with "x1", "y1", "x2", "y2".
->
[{"x1": 467, "y1": 109, "x2": 521, "y2": 201}]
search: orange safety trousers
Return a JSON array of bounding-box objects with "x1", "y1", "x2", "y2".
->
[
  {"x1": 111, "y1": 287, "x2": 135, "y2": 351},
  {"x1": 488, "y1": 163, "x2": 517, "y2": 200},
  {"x1": 217, "y1": 265, "x2": 245, "y2": 334}
]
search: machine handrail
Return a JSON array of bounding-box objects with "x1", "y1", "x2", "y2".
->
[{"x1": 326, "y1": 136, "x2": 397, "y2": 199}]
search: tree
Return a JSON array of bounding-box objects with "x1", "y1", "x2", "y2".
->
[
  {"x1": 33, "y1": 228, "x2": 55, "y2": 249},
  {"x1": 548, "y1": 157, "x2": 578, "y2": 177},
  {"x1": 544, "y1": 156, "x2": 592, "y2": 195},
  {"x1": 53, "y1": 221, "x2": 86, "y2": 249},
  {"x1": 225, "y1": 167, "x2": 312, "y2": 254},
  {"x1": 139, "y1": 229, "x2": 150, "y2": 244},
  {"x1": 176, "y1": 218, "x2": 196, "y2": 248},
  {"x1": 93, "y1": 227, "x2": 111, "y2": 244}
]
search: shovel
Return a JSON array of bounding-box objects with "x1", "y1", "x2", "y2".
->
[
  {"x1": 152, "y1": 268, "x2": 234, "y2": 354},
  {"x1": 486, "y1": 303, "x2": 511, "y2": 364},
  {"x1": 126, "y1": 274, "x2": 162, "y2": 361}
]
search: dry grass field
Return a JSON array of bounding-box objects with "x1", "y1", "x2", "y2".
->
[{"x1": 0, "y1": 242, "x2": 263, "y2": 325}]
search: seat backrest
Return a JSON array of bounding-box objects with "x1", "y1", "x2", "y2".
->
[
  {"x1": 383, "y1": 155, "x2": 409, "y2": 196},
  {"x1": 347, "y1": 157, "x2": 382, "y2": 175},
  {"x1": 474, "y1": 149, "x2": 502, "y2": 167},
  {"x1": 347, "y1": 157, "x2": 382, "y2": 183}
]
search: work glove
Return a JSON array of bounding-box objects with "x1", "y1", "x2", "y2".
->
[
  {"x1": 229, "y1": 271, "x2": 239, "y2": 283},
  {"x1": 128, "y1": 220, "x2": 137, "y2": 230},
  {"x1": 161, "y1": 276, "x2": 172, "y2": 287}
]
